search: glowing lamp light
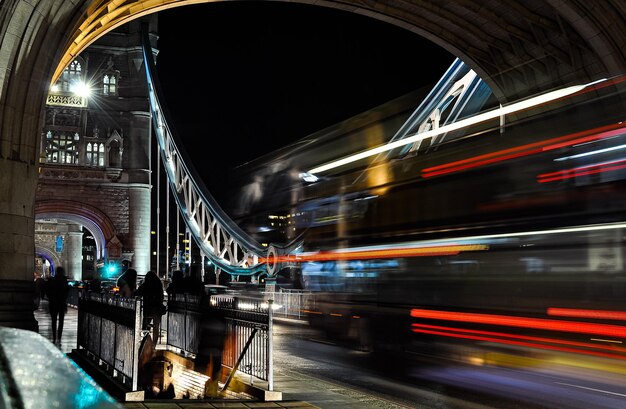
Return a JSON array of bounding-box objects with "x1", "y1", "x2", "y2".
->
[
  {"x1": 105, "y1": 263, "x2": 118, "y2": 277},
  {"x1": 299, "y1": 172, "x2": 318, "y2": 183},
  {"x1": 261, "y1": 302, "x2": 282, "y2": 311},
  {"x1": 72, "y1": 81, "x2": 91, "y2": 97}
]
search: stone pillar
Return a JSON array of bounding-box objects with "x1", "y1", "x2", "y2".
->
[
  {"x1": 125, "y1": 111, "x2": 152, "y2": 274},
  {"x1": 128, "y1": 185, "x2": 151, "y2": 275},
  {"x1": 65, "y1": 228, "x2": 83, "y2": 280},
  {"x1": 0, "y1": 158, "x2": 39, "y2": 331}
]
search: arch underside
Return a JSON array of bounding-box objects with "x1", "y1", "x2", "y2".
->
[
  {"x1": 0, "y1": 0, "x2": 625, "y2": 282},
  {"x1": 55, "y1": 0, "x2": 626, "y2": 103},
  {"x1": 35, "y1": 245, "x2": 61, "y2": 270},
  {"x1": 35, "y1": 200, "x2": 117, "y2": 260}
]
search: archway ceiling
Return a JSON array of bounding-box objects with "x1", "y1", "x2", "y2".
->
[{"x1": 56, "y1": 0, "x2": 626, "y2": 102}]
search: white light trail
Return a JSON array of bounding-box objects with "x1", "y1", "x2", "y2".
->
[
  {"x1": 554, "y1": 143, "x2": 626, "y2": 162},
  {"x1": 308, "y1": 79, "x2": 606, "y2": 174}
]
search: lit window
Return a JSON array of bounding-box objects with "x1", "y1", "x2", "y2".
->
[
  {"x1": 45, "y1": 131, "x2": 79, "y2": 164},
  {"x1": 86, "y1": 142, "x2": 105, "y2": 167},
  {"x1": 103, "y1": 74, "x2": 118, "y2": 96},
  {"x1": 58, "y1": 59, "x2": 83, "y2": 93}
]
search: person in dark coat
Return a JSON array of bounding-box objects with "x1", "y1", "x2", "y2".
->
[
  {"x1": 195, "y1": 289, "x2": 227, "y2": 398},
  {"x1": 34, "y1": 274, "x2": 45, "y2": 310},
  {"x1": 117, "y1": 268, "x2": 137, "y2": 298},
  {"x1": 166, "y1": 270, "x2": 185, "y2": 297},
  {"x1": 135, "y1": 270, "x2": 164, "y2": 343},
  {"x1": 183, "y1": 263, "x2": 204, "y2": 296},
  {"x1": 46, "y1": 266, "x2": 69, "y2": 344}
]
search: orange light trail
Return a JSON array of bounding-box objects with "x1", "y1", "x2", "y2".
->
[
  {"x1": 410, "y1": 308, "x2": 626, "y2": 338},
  {"x1": 410, "y1": 327, "x2": 626, "y2": 361},
  {"x1": 411, "y1": 322, "x2": 626, "y2": 354},
  {"x1": 258, "y1": 244, "x2": 488, "y2": 264},
  {"x1": 421, "y1": 123, "x2": 626, "y2": 178},
  {"x1": 537, "y1": 158, "x2": 626, "y2": 183},
  {"x1": 547, "y1": 308, "x2": 626, "y2": 321}
]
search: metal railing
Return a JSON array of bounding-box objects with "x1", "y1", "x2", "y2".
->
[
  {"x1": 77, "y1": 292, "x2": 143, "y2": 391},
  {"x1": 262, "y1": 288, "x2": 317, "y2": 319},
  {"x1": 166, "y1": 293, "x2": 274, "y2": 390}
]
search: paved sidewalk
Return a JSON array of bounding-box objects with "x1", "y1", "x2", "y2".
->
[
  {"x1": 34, "y1": 305, "x2": 396, "y2": 408},
  {"x1": 33, "y1": 303, "x2": 321, "y2": 408}
]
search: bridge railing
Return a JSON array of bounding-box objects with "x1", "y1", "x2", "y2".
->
[
  {"x1": 141, "y1": 24, "x2": 271, "y2": 277},
  {"x1": 77, "y1": 292, "x2": 143, "y2": 391},
  {"x1": 262, "y1": 288, "x2": 317, "y2": 320},
  {"x1": 166, "y1": 293, "x2": 274, "y2": 390}
]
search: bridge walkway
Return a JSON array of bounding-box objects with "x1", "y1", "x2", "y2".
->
[{"x1": 33, "y1": 300, "x2": 389, "y2": 408}]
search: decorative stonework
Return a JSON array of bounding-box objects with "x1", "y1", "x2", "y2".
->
[
  {"x1": 46, "y1": 94, "x2": 87, "y2": 108},
  {"x1": 39, "y1": 166, "x2": 111, "y2": 181}
]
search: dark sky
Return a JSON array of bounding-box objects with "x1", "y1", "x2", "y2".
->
[{"x1": 155, "y1": 2, "x2": 454, "y2": 203}]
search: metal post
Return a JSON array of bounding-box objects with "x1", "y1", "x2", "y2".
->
[
  {"x1": 132, "y1": 297, "x2": 142, "y2": 391},
  {"x1": 176, "y1": 212, "x2": 180, "y2": 271},
  {"x1": 156, "y1": 145, "x2": 160, "y2": 278},
  {"x1": 267, "y1": 299, "x2": 274, "y2": 391},
  {"x1": 166, "y1": 168, "x2": 170, "y2": 277}
]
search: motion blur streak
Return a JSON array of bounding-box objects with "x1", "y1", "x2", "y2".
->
[
  {"x1": 308, "y1": 80, "x2": 605, "y2": 174},
  {"x1": 259, "y1": 244, "x2": 488, "y2": 264},
  {"x1": 409, "y1": 309, "x2": 626, "y2": 338},
  {"x1": 547, "y1": 308, "x2": 626, "y2": 321},
  {"x1": 410, "y1": 327, "x2": 626, "y2": 361},
  {"x1": 411, "y1": 323, "x2": 626, "y2": 354},
  {"x1": 537, "y1": 158, "x2": 626, "y2": 183},
  {"x1": 421, "y1": 123, "x2": 626, "y2": 178}
]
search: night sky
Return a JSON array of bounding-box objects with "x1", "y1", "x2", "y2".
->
[{"x1": 155, "y1": 2, "x2": 454, "y2": 204}]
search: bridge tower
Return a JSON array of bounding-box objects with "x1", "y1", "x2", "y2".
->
[{"x1": 35, "y1": 16, "x2": 158, "y2": 280}]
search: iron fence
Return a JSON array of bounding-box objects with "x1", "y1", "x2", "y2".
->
[
  {"x1": 166, "y1": 294, "x2": 273, "y2": 390},
  {"x1": 262, "y1": 289, "x2": 317, "y2": 319},
  {"x1": 77, "y1": 292, "x2": 143, "y2": 390}
]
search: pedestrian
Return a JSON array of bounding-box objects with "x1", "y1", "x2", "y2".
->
[
  {"x1": 166, "y1": 270, "x2": 185, "y2": 296},
  {"x1": 183, "y1": 263, "x2": 204, "y2": 296},
  {"x1": 34, "y1": 273, "x2": 45, "y2": 310},
  {"x1": 89, "y1": 277, "x2": 102, "y2": 293},
  {"x1": 195, "y1": 289, "x2": 227, "y2": 398},
  {"x1": 135, "y1": 270, "x2": 165, "y2": 343},
  {"x1": 46, "y1": 266, "x2": 69, "y2": 345},
  {"x1": 117, "y1": 268, "x2": 137, "y2": 298}
]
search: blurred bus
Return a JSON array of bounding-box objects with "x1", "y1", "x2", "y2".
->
[{"x1": 224, "y1": 72, "x2": 626, "y2": 372}]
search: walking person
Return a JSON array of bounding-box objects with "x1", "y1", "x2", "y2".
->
[
  {"x1": 195, "y1": 289, "x2": 227, "y2": 398},
  {"x1": 135, "y1": 270, "x2": 165, "y2": 343},
  {"x1": 46, "y1": 266, "x2": 69, "y2": 345},
  {"x1": 117, "y1": 268, "x2": 137, "y2": 298},
  {"x1": 34, "y1": 273, "x2": 45, "y2": 310}
]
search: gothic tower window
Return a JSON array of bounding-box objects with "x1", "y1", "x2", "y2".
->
[
  {"x1": 101, "y1": 56, "x2": 120, "y2": 96},
  {"x1": 86, "y1": 142, "x2": 105, "y2": 167},
  {"x1": 45, "y1": 131, "x2": 80, "y2": 164},
  {"x1": 56, "y1": 58, "x2": 85, "y2": 93},
  {"x1": 103, "y1": 74, "x2": 117, "y2": 95}
]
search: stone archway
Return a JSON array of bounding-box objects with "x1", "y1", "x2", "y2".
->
[
  {"x1": 35, "y1": 200, "x2": 118, "y2": 254},
  {"x1": 0, "y1": 1, "x2": 624, "y2": 330}
]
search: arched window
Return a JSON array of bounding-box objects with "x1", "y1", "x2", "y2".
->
[
  {"x1": 103, "y1": 74, "x2": 118, "y2": 95},
  {"x1": 102, "y1": 56, "x2": 119, "y2": 96},
  {"x1": 58, "y1": 59, "x2": 84, "y2": 93},
  {"x1": 86, "y1": 142, "x2": 105, "y2": 167},
  {"x1": 45, "y1": 131, "x2": 79, "y2": 164}
]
